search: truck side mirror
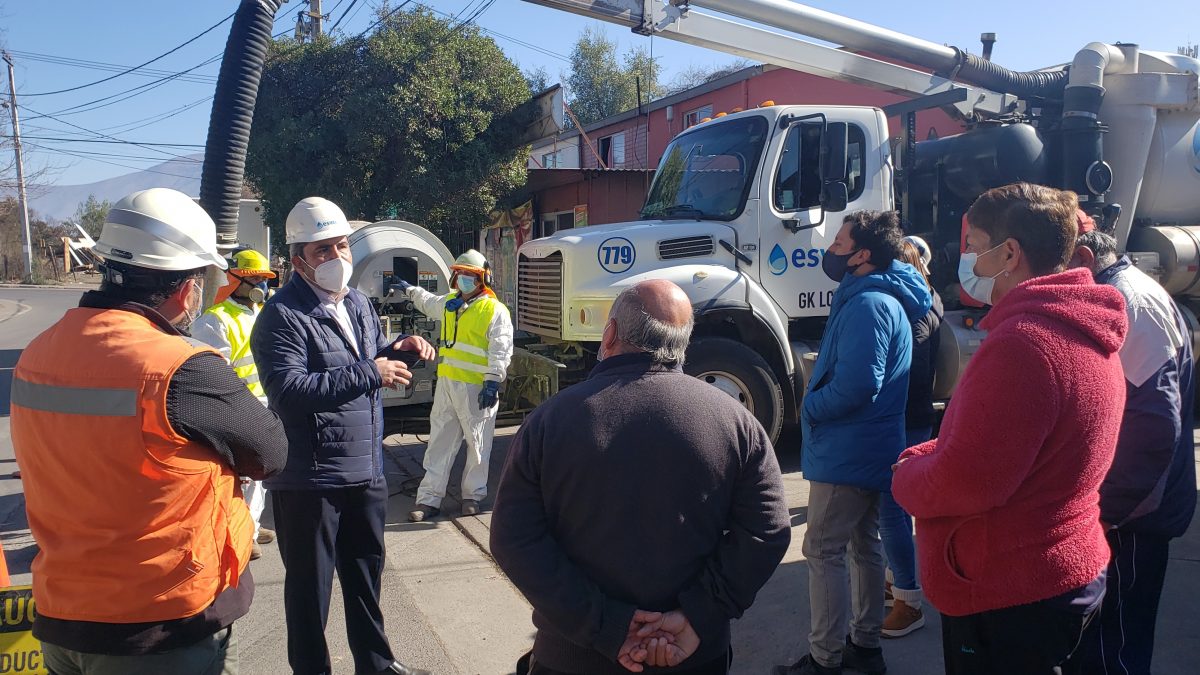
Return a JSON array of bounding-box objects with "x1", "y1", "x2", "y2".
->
[
  {"x1": 821, "y1": 182, "x2": 849, "y2": 213},
  {"x1": 820, "y1": 122, "x2": 850, "y2": 214}
]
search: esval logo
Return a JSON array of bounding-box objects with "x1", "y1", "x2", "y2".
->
[
  {"x1": 769, "y1": 246, "x2": 826, "y2": 274},
  {"x1": 769, "y1": 245, "x2": 788, "y2": 275},
  {"x1": 1193, "y1": 124, "x2": 1200, "y2": 175},
  {"x1": 316, "y1": 219, "x2": 338, "y2": 230}
]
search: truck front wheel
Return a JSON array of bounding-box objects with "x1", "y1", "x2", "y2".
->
[{"x1": 684, "y1": 337, "x2": 785, "y2": 443}]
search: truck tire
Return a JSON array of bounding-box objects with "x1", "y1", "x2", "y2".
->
[{"x1": 684, "y1": 337, "x2": 785, "y2": 443}]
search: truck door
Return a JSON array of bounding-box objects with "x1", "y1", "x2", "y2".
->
[{"x1": 759, "y1": 116, "x2": 870, "y2": 318}]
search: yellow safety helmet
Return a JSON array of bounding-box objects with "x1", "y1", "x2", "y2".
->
[{"x1": 229, "y1": 249, "x2": 276, "y2": 279}]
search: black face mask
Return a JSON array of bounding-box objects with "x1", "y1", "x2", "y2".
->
[{"x1": 822, "y1": 248, "x2": 861, "y2": 283}]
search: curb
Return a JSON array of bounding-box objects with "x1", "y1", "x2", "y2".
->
[
  {"x1": 452, "y1": 513, "x2": 494, "y2": 559},
  {"x1": 0, "y1": 284, "x2": 92, "y2": 290}
]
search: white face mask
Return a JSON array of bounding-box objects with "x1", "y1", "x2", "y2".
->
[
  {"x1": 304, "y1": 257, "x2": 353, "y2": 293},
  {"x1": 176, "y1": 279, "x2": 204, "y2": 335},
  {"x1": 958, "y1": 243, "x2": 1006, "y2": 305},
  {"x1": 456, "y1": 275, "x2": 478, "y2": 295}
]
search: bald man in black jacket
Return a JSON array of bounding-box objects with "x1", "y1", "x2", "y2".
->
[{"x1": 491, "y1": 280, "x2": 791, "y2": 675}]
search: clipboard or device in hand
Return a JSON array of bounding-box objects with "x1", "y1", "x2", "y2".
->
[{"x1": 374, "y1": 344, "x2": 426, "y2": 369}]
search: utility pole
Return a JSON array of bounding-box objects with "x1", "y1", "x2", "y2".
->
[
  {"x1": 310, "y1": 0, "x2": 323, "y2": 39},
  {"x1": 3, "y1": 52, "x2": 35, "y2": 284},
  {"x1": 297, "y1": 0, "x2": 324, "y2": 43}
]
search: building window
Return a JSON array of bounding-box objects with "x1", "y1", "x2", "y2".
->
[
  {"x1": 684, "y1": 105, "x2": 714, "y2": 129},
  {"x1": 541, "y1": 151, "x2": 559, "y2": 169},
  {"x1": 538, "y1": 211, "x2": 577, "y2": 238},
  {"x1": 598, "y1": 131, "x2": 626, "y2": 168}
]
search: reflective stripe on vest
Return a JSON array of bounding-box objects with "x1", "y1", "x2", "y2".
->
[
  {"x1": 204, "y1": 299, "x2": 264, "y2": 398},
  {"x1": 439, "y1": 294, "x2": 499, "y2": 385},
  {"x1": 10, "y1": 379, "x2": 137, "y2": 417},
  {"x1": 10, "y1": 307, "x2": 253, "y2": 623}
]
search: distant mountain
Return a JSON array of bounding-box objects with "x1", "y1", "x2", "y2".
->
[{"x1": 25, "y1": 155, "x2": 203, "y2": 221}]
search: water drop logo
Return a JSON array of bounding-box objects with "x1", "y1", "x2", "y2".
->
[
  {"x1": 769, "y1": 244, "x2": 788, "y2": 276},
  {"x1": 1193, "y1": 124, "x2": 1200, "y2": 175}
]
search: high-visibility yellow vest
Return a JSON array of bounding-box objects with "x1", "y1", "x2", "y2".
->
[
  {"x1": 439, "y1": 292, "x2": 501, "y2": 385},
  {"x1": 203, "y1": 299, "x2": 264, "y2": 399}
]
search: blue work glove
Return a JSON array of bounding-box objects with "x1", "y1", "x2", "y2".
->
[
  {"x1": 445, "y1": 296, "x2": 465, "y2": 312},
  {"x1": 392, "y1": 279, "x2": 413, "y2": 294},
  {"x1": 478, "y1": 380, "x2": 500, "y2": 409}
]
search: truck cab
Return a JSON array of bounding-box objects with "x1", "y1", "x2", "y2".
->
[{"x1": 516, "y1": 104, "x2": 892, "y2": 439}]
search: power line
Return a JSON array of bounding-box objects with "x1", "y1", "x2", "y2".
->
[
  {"x1": 20, "y1": 12, "x2": 234, "y2": 97},
  {"x1": 18, "y1": 103, "x2": 201, "y2": 161},
  {"x1": 8, "y1": 135, "x2": 204, "y2": 148},
  {"x1": 329, "y1": 0, "x2": 360, "y2": 32},
  {"x1": 419, "y1": 3, "x2": 570, "y2": 62},
  {"x1": 24, "y1": 22, "x2": 295, "y2": 122},
  {"x1": 25, "y1": 53, "x2": 224, "y2": 120},
  {"x1": 96, "y1": 96, "x2": 213, "y2": 134},
  {"x1": 21, "y1": 144, "x2": 200, "y2": 163},
  {"x1": 354, "y1": 0, "x2": 415, "y2": 38},
  {"x1": 6, "y1": 50, "x2": 219, "y2": 85},
  {"x1": 22, "y1": 141, "x2": 201, "y2": 180}
]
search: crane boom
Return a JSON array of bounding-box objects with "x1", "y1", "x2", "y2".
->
[{"x1": 521, "y1": 0, "x2": 1018, "y2": 118}]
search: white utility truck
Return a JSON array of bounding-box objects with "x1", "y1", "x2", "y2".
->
[{"x1": 514, "y1": 0, "x2": 1200, "y2": 440}]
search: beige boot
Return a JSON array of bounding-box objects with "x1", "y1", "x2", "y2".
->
[{"x1": 882, "y1": 587, "x2": 925, "y2": 638}]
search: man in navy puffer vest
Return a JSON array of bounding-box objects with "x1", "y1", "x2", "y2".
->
[{"x1": 252, "y1": 197, "x2": 436, "y2": 675}]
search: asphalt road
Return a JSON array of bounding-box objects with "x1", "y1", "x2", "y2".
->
[{"x1": 0, "y1": 288, "x2": 87, "y2": 577}]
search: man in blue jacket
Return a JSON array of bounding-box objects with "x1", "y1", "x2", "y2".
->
[
  {"x1": 251, "y1": 197, "x2": 436, "y2": 675},
  {"x1": 1071, "y1": 224, "x2": 1196, "y2": 675},
  {"x1": 777, "y1": 210, "x2": 931, "y2": 675}
]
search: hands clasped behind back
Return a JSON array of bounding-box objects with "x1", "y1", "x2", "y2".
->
[{"x1": 617, "y1": 609, "x2": 702, "y2": 672}]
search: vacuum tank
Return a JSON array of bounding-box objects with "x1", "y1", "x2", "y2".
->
[{"x1": 348, "y1": 220, "x2": 455, "y2": 409}]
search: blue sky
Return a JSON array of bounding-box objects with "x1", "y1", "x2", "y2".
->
[{"x1": 1, "y1": 0, "x2": 1195, "y2": 185}]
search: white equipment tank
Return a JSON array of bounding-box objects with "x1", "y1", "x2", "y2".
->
[{"x1": 349, "y1": 220, "x2": 455, "y2": 408}]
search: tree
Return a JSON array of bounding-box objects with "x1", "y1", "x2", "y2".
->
[
  {"x1": 566, "y1": 27, "x2": 660, "y2": 126},
  {"x1": 662, "y1": 59, "x2": 755, "y2": 96},
  {"x1": 525, "y1": 66, "x2": 552, "y2": 94},
  {"x1": 73, "y1": 194, "x2": 110, "y2": 239},
  {"x1": 0, "y1": 197, "x2": 68, "y2": 282},
  {"x1": 245, "y1": 7, "x2": 531, "y2": 251}
]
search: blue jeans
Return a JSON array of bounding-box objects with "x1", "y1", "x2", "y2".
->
[{"x1": 881, "y1": 426, "x2": 932, "y2": 591}]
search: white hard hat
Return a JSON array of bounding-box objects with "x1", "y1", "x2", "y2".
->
[
  {"x1": 285, "y1": 197, "x2": 354, "y2": 244},
  {"x1": 92, "y1": 188, "x2": 227, "y2": 271},
  {"x1": 452, "y1": 249, "x2": 488, "y2": 271},
  {"x1": 903, "y1": 235, "x2": 932, "y2": 275}
]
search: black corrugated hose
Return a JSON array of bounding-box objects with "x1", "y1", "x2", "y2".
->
[
  {"x1": 953, "y1": 49, "x2": 1069, "y2": 100},
  {"x1": 199, "y1": 0, "x2": 282, "y2": 249}
]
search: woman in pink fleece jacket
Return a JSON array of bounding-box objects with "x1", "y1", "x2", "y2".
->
[{"x1": 892, "y1": 183, "x2": 1128, "y2": 675}]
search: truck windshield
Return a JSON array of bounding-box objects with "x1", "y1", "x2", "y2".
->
[{"x1": 641, "y1": 115, "x2": 769, "y2": 221}]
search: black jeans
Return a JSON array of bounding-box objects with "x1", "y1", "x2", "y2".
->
[
  {"x1": 942, "y1": 600, "x2": 1093, "y2": 675},
  {"x1": 1077, "y1": 529, "x2": 1171, "y2": 675},
  {"x1": 273, "y1": 478, "x2": 394, "y2": 675}
]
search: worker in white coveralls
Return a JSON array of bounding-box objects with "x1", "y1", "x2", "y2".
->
[
  {"x1": 193, "y1": 248, "x2": 277, "y2": 560},
  {"x1": 396, "y1": 250, "x2": 513, "y2": 522}
]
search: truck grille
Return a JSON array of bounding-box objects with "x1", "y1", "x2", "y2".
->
[
  {"x1": 658, "y1": 235, "x2": 715, "y2": 260},
  {"x1": 518, "y1": 252, "x2": 563, "y2": 338}
]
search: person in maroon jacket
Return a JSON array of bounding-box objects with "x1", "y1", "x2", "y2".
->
[{"x1": 892, "y1": 183, "x2": 1128, "y2": 675}]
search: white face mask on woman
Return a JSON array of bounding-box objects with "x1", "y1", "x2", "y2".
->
[
  {"x1": 303, "y1": 257, "x2": 353, "y2": 293},
  {"x1": 957, "y1": 243, "x2": 1006, "y2": 305}
]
